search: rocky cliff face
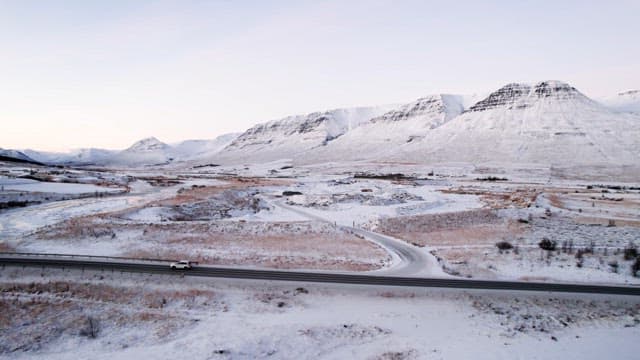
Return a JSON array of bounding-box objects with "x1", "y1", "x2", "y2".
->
[
  {"x1": 215, "y1": 106, "x2": 396, "y2": 163},
  {"x1": 370, "y1": 95, "x2": 464, "y2": 129},
  {"x1": 388, "y1": 80, "x2": 640, "y2": 166},
  {"x1": 467, "y1": 81, "x2": 585, "y2": 113},
  {"x1": 467, "y1": 83, "x2": 531, "y2": 112}
]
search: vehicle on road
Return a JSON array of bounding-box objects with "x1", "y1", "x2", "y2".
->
[{"x1": 170, "y1": 260, "x2": 193, "y2": 270}]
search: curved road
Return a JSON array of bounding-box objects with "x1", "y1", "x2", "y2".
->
[
  {"x1": 1, "y1": 254, "x2": 639, "y2": 296},
  {"x1": 270, "y1": 200, "x2": 445, "y2": 277}
]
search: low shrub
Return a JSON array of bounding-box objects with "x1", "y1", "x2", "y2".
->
[
  {"x1": 624, "y1": 243, "x2": 638, "y2": 261},
  {"x1": 539, "y1": 238, "x2": 557, "y2": 251},
  {"x1": 495, "y1": 241, "x2": 514, "y2": 251}
]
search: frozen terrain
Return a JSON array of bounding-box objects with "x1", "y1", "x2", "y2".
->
[
  {"x1": 2, "y1": 79, "x2": 640, "y2": 359},
  {"x1": 3, "y1": 160, "x2": 638, "y2": 284},
  {"x1": 1, "y1": 267, "x2": 639, "y2": 360}
]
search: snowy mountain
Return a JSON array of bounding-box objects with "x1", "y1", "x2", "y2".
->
[
  {"x1": 214, "y1": 106, "x2": 397, "y2": 163},
  {"x1": 169, "y1": 133, "x2": 241, "y2": 161},
  {"x1": 210, "y1": 80, "x2": 640, "y2": 166},
  {"x1": 24, "y1": 148, "x2": 117, "y2": 165},
  {"x1": 599, "y1": 90, "x2": 640, "y2": 114},
  {"x1": 301, "y1": 95, "x2": 467, "y2": 163},
  {"x1": 106, "y1": 137, "x2": 172, "y2": 166},
  {"x1": 0, "y1": 148, "x2": 42, "y2": 164},
  {"x1": 12, "y1": 81, "x2": 640, "y2": 168},
  {"x1": 22, "y1": 133, "x2": 240, "y2": 167},
  {"x1": 388, "y1": 81, "x2": 640, "y2": 166},
  {"x1": 124, "y1": 137, "x2": 170, "y2": 153}
]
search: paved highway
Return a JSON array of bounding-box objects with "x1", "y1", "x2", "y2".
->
[{"x1": 2, "y1": 254, "x2": 639, "y2": 296}]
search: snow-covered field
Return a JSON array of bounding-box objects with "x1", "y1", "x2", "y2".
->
[
  {"x1": 1, "y1": 161, "x2": 640, "y2": 358},
  {"x1": 1, "y1": 266, "x2": 639, "y2": 360},
  {"x1": 2, "y1": 163, "x2": 639, "y2": 282},
  {"x1": 370, "y1": 180, "x2": 640, "y2": 284}
]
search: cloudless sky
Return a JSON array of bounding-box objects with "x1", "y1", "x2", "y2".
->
[{"x1": 1, "y1": 0, "x2": 639, "y2": 151}]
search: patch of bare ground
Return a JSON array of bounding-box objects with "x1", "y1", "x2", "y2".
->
[
  {"x1": 31, "y1": 219, "x2": 389, "y2": 271},
  {"x1": 374, "y1": 209, "x2": 530, "y2": 278},
  {"x1": 0, "y1": 281, "x2": 221, "y2": 311},
  {"x1": 441, "y1": 187, "x2": 540, "y2": 209},
  {"x1": 375, "y1": 209, "x2": 525, "y2": 247},
  {"x1": 126, "y1": 221, "x2": 387, "y2": 271},
  {"x1": 543, "y1": 190, "x2": 640, "y2": 227},
  {"x1": 155, "y1": 177, "x2": 291, "y2": 207},
  {"x1": 550, "y1": 165, "x2": 640, "y2": 182},
  {"x1": 135, "y1": 176, "x2": 183, "y2": 187}
]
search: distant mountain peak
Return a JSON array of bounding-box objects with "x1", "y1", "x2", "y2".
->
[
  {"x1": 125, "y1": 137, "x2": 169, "y2": 152},
  {"x1": 0, "y1": 148, "x2": 42, "y2": 164},
  {"x1": 467, "y1": 80, "x2": 586, "y2": 112}
]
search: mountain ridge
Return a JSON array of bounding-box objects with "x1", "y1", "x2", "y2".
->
[{"x1": 11, "y1": 80, "x2": 639, "y2": 168}]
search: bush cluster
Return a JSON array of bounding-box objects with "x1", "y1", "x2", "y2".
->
[
  {"x1": 495, "y1": 241, "x2": 513, "y2": 251},
  {"x1": 538, "y1": 238, "x2": 557, "y2": 251}
]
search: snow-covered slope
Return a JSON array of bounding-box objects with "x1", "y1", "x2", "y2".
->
[
  {"x1": 599, "y1": 90, "x2": 640, "y2": 114},
  {"x1": 24, "y1": 148, "x2": 117, "y2": 165},
  {"x1": 390, "y1": 81, "x2": 640, "y2": 166},
  {"x1": 211, "y1": 81, "x2": 640, "y2": 166},
  {"x1": 214, "y1": 106, "x2": 397, "y2": 163},
  {"x1": 0, "y1": 148, "x2": 41, "y2": 164},
  {"x1": 169, "y1": 133, "x2": 240, "y2": 161},
  {"x1": 302, "y1": 95, "x2": 467, "y2": 163},
  {"x1": 22, "y1": 133, "x2": 240, "y2": 167},
  {"x1": 106, "y1": 137, "x2": 171, "y2": 166}
]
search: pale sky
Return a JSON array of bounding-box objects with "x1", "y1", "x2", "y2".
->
[{"x1": 1, "y1": 0, "x2": 639, "y2": 152}]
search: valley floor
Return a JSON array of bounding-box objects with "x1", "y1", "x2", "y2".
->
[{"x1": 1, "y1": 160, "x2": 640, "y2": 358}]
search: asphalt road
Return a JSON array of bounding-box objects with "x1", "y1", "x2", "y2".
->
[
  {"x1": 2, "y1": 254, "x2": 639, "y2": 296},
  {"x1": 270, "y1": 200, "x2": 441, "y2": 277}
]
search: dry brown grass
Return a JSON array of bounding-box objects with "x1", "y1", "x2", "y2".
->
[
  {"x1": 543, "y1": 190, "x2": 640, "y2": 227},
  {"x1": 409, "y1": 223, "x2": 524, "y2": 247},
  {"x1": 0, "y1": 281, "x2": 219, "y2": 309},
  {"x1": 546, "y1": 193, "x2": 564, "y2": 208},
  {"x1": 156, "y1": 177, "x2": 291, "y2": 207},
  {"x1": 575, "y1": 217, "x2": 640, "y2": 227},
  {"x1": 133, "y1": 251, "x2": 384, "y2": 272},
  {"x1": 441, "y1": 187, "x2": 540, "y2": 209},
  {"x1": 26, "y1": 176, "x2": 384, "y2": 271},
  {"x1": 0, "y1": 280, "x2": 201, "y2": 353},
  {"x1": 33, "y1": 215, "x2": 388, "y2": 271},
  {"x1": 375, "y1": 209, "x2": 526, "y2": 248}
]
